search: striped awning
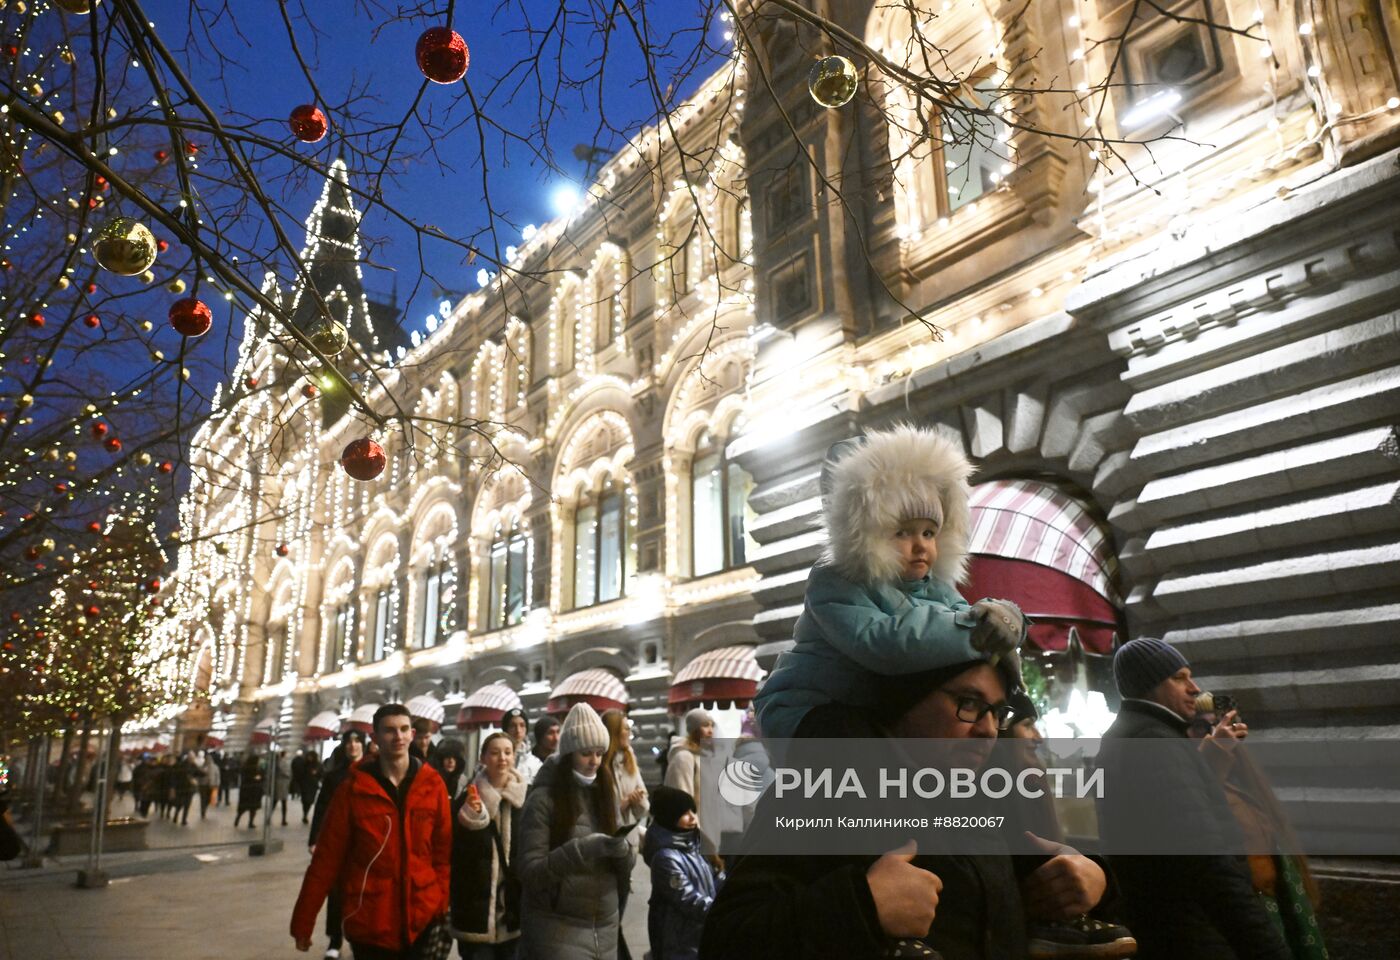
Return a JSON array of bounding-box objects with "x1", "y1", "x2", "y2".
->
[
  {"x1": 344, "y1": 703, "x2": 380, "y2": 735},
  {"x1": 406, "y1": 695, "x2": 445, "y2": 728},
  {"x1": 969, "y1": 479, "x2": 1120, "y2": 603},
  {"x1": 249, "y1": 717, "x2": 278, "y2": 745},
  {"x1": 670, "y1": 645, "x2": 765, "y2": 713},
  {"x1": 456, "y1": 683, "x2": 523, "y2": 729},
  {"x1": 546, "y1": 668, "x2": 628, "y2": 716},
  {"x1": 305, "y1": 710, "x2": 341, "y2": 741},
  {"x1": 961, "y1": 556, "x2": 1119, "y2": 656}
]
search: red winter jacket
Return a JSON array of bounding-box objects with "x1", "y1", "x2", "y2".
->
[{"x1": 291, "y1": 758, "x2": 452, "y2": 951}]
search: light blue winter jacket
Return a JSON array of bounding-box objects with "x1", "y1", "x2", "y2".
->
[{"x1": 755, "y1": 562, "x2": 983, "y2": 740}]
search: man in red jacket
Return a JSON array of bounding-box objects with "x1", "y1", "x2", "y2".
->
[{"x1": 292, "y1": 703, "x2": 452, "y2": 959}]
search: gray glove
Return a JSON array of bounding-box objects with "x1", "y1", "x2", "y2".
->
[
  {"x1": 577, "y1": 832, "x2": 631, "y2": 860},
  {"x1": 969, "y1": 598, "x2": 1024, "y2": 659}
]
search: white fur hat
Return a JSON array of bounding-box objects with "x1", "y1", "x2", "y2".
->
[{"x1": 820, "y1": 425, "x2": 973, "y2": 585}]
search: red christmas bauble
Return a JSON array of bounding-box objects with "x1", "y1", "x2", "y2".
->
[
  {"x1": 84, "y1": 314, "x2": 100, "y2": 328},
  {"x1": 415, "y1": 27, "x2": 469, "y2": 84},
  {"x1": 275, "y1": 543, "x2": 289, "y2": 557},
  {"x1": 245, "y1": 375, "x2": 259, "y2": 389},
  {"x1": 340, "y1": 437, "x2": 387, "y2": 481},
  {"x1": 27, "y1": 312, "x2": 44, "y2": 328},
  {"x1": 158, "y1": 460, "x2": 174, "y2": 474},
  {"x1": 157, "y1": 239, "x2": 170, "y2": 253},
  {"x1": 186, "y1": 142, "x2": 200, "y2": 155},
  {"x1": 88, "y1": 522, "x2": 101, "y2": 532},
  {"x1": 90, "y1": 422, "x2": 108, "y2": 439},
  {"x1": 54, "y1": 482, "x2": 68, "y2": 493},
  {"x1": 105, "y1": 437, "x2": 122, "y2": 452},
  {"x1": 86, "y1": 282, "x2": 98, "y2": 294},
  {"x1": 155, "y1": 149, "x2": 169, "y2": 163},
  {"x1": 85, "y1": 604, "x2": 100, "y2": 617},
  {"x1": 301, "y1": 383, "x2": 318, "y2": 399},
  {"x1": 289, "y1": 104, "x2": 328, "y2": 143},
  {"x1": 169, "y1": 297, "x2": 213, "y2": 337},
  {"x1": 146, "y1": 578, "x2": 161, "y2": 593},
  {"x1": 88, "y1": 579, "x2": 100, "y2": 589}
]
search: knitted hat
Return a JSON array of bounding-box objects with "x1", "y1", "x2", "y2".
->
[
  {"x1": 500, "y1": 707, "x2": 528, "y2": 733},
  {"x1": 1113, "y1": 638, "x2": 1189, "y2": 700},
  {"x1": 651, "y1": 785, "x2": 697, "y2": 831},
  {"x1": 684, "y1": 707, "x2": 715, "y2": 737},
  {"x1": 533, "y1": 715, "x2": 560, "y2": 740},
  {"x1": 557, "y1": 702, "x2": 609, "y2": 756},
  {"x1": 819, "y1": 425, "x2": 974, "y2": 586}
]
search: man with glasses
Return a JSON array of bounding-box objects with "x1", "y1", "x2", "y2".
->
[{"x1": 701, "y1": 655, "x2": 1113, "y2": 959}]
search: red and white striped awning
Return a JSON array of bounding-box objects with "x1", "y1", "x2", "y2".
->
[
  {"x1": 406, "y1": 695, "x2": 445, "y2": 729},
  {"x1": 546, "y1": 668, "x2": 628, "y2": 716},
  {"x1": 456, "y1": 683, "x2": 523, "y2": 729},
  {"x1": 344, "y1": 703, "x2": 380, "y2": 735},
  {"x1": 969, "y1": 479, "x2": 1119, "y2": 603},
  {"x1": 305, "y1": 710, "x2": 341, "y2": 741},
  {"x1": 669, "y1": 645, "x2": 765, "y2": 713},
  {"x1": 249, "y1": 717, "x2": 278, "y2": 745}
]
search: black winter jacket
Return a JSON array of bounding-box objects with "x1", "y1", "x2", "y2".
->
[
  {"x1": 450, "y1": 768, "x2": 526, "y2": 944},
  {"x1": 1097, "y1": 699, "x2": 1290, "y2": 960}
]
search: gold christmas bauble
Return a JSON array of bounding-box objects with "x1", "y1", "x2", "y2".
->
[
  {"x1": 167, "y1": 278, "x2": 187, "y2": 294},
  {"x1": 53, "y1": 0, "x2": 98, "y2": 13},
  {"x1": 42, "y1": 448, "x2": 59, "y2": 461},
  {"x1": 807, "y1": 55, "x2": 858, "y2": 108},
  {"x1": 92, "y1": 217, "x2": 157, "y2": 276},
  {"x1": 307, "y1": 316, "x2": 349, "y2": 356}
]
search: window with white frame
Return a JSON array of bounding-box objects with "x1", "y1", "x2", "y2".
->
[
  {"x1": 691, "y1": 430, "x2": 756, "y2": 577},
  {"x1": 418, "y1": 542, "x2": 454, "y2": 647},
  {"x1": 264, "y1": 622, "x2": 288, "y2": 684},
  {"x1": 370, "y1": 585, "x2": 397, "y2": 661},
  {"x1": 572, "y1": 479, "x2": 629, "y2": 608},
  {"x1": 940, "y1": 88, "x2": 1010, "y2": 214},
  {"x1": 486, "y1": 517, "x2": 530, "y2": 630},
  {"x1": 328, "y1": 600, "x2": 354, "y2": 671}
]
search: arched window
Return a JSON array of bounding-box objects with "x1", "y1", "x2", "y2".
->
[
  {"x1": 486, "y1": 516, "x2": 530, "y2": 630},
  {"x1": 691, "y1": 430, "x2": 755, "y2": 577},
  {"x1": 572, "y1": 478, "x2": 629, "y2": 608},
  {"x1": 417, "y1": 541, "x2": 454, "y2": 647},
  {"x1": 370, "y1": 584, "x2": 397, "y2": 661},
  {"x1": 551, "y1": 277, "x2": 580, "y2": 374},
  {"x1": 264, "y1": 622, "x2": 289, "y2": 685},
  {"x1": 940, "y1": 87, "x2": 1010, "y2": 214},
  {"x1": 661, "y1": 197, "x2": 700, "y2": 301},
  {"x1": 328, "y1": 599, "x2": 354, "y2": 671}
]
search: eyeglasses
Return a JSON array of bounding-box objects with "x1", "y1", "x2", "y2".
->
[{"x1": 941, "y1": 689, "x2": 1016, "y2": 731}]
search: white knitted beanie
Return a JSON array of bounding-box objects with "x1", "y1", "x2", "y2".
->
[{"x1": 557, "y1": 702, "x2": 610, "y2": 756}]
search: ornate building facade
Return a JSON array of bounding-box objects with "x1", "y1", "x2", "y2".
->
[{"x1": 152, "y1": 0, "x2": 1399, "y2": 844}]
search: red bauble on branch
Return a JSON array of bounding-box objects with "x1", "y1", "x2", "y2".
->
[
  {"x1": 301, "y1": 383, "x2": 318, "y2": 399},
  {"x1": 416, "y1": 27, "x2": 469, "y2": 84},
  {"x1": 340, "y1": 437, "x2": 387, "y2": 481},
  {"x1": 90, "y1": 422, "x2": 108, "y2": 439},
  {"x1": 104, "y1": 437, "x2": 122, "y2": 452},
  {"x1": 289, "y1": 104, "x2": 328, "y2": 143},
  {"x1": 275, "y1": 543, "x2": 290, "y2": 557},
  {"x1": 145, "y1": 578, "x2": 161, "y2": 594},
  {"x1": 245, "y1": 375, "x2": 259, "y2": 389},
  {"x1": 158, "y1": 460, "x2": 174, "y2": 474},
  {"x1": 27, "y1": 312, "x2": 44, "y2": 328},
  {"x1": 169, "y1": 297, "x2": 213, "y2": 338},
  {"x1": 84, "y1": 313, "x2": 100, "y2": 329}
]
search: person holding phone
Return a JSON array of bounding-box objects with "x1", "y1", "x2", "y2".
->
[
  {"x1": 517, "y1": 702, "x2": 634, "y2": 960},
  {"x1": 452, "y1": 732, "x2": 527, "y2": 959}
]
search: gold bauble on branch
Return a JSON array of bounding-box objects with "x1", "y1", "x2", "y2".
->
[
  {"x1": 92, "y1": 216, "x2": 158, "y2": 276},
  {"x1": 807, "y1": 55, "x2": 859, "y2": 108},
  {"x1": 307, "y1": 316, "x2": 349, "y2": 356}
]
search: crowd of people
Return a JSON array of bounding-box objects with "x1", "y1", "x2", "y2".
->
[{"x1": 187, "y1": 423, "x2": 1320, "y2": 960}]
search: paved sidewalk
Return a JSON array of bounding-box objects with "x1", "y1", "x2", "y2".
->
[{"x1": 2, "y1": 789, "x2": 654, "y2": 959}]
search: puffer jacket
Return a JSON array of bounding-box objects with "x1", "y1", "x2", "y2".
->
[
  {"x1": 290, "y1": 758, "x2": 452, "y2": 952},
  {"x1": 643, "y1": 824, "x2": 722, "y2": 960},
  {"x1": 451, "y1": 767, "x2": 526, "y2": 944},
  {"x1": 517, "y1": 755, "x2": 635, "y2": 960},
  {"x1": 755, "y1": 563, "x2": 983, "y2": 740},
  {"x1": 1098, "y1": 700, "x2": 1290, "y2": 960}
]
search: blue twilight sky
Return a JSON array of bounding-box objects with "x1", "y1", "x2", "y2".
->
[{"x1": 148, "y1": 0, "x2": 724, "y2": 347}]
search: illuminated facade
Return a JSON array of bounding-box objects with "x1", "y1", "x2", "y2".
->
[{"x1": 153, "y1": 0, "x2": 1400, "y2": 790}]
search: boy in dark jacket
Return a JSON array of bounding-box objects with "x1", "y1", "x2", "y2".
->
[{"x1": 645, "y1": 786, "x2": 723, "y2": 960}]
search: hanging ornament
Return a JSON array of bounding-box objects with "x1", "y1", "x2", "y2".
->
[
  {"x1": 158, "y1": 460, "x2": 174, "y2": 474},
  {"x1": 90, "y1": 422, "x2": 108, "y2": 439},
  {"x1": 275, "y1": 543, "x2": 289, "y2": 557},
  {"x1": 145, "y1": 578, "x2": 160, "y2": 594},
  {"x1": 167, "y1": 278, "x2": 187, "y2": 294},
  {"x1": 135, "y1": 452, "x2": 152, "y2": 466},
  {"x1": 84, "y1": 313, "x2": 100, "y2": 328},
  {"x1": 169, "y1": 298, "x2": 213, "y2": 337},
  {"x1": 87, "y1": 521, "x2": 102, "y2": 532},
  {"x1": 104, "y1": 437, "x2": 122, "y2": 452},
  {"x1": 807, "y1": 55, "x2": 859, "y2": 108},
  {"x1": 244, "y1": 375, "x2": 259, "y2": 389},
  {"x1": 340, "y1": 437, "x2": 387, "y2": 481},
  {"x1": 301, "y1": 383, "x2": 318, "y2": 399},
  {"x1": 289, "y1": 105, "x2": 328, "y2": 143},
  {"x1": 27, "y1": 312, "x2": 45, "y2": 328},
  {"x1": 416, "y1": 27, "x2": 469, "y2": 84},
  {"x1": 65, "y1": 450, "x2": 77, "y2": 462},
  {"x1": 307, "y1": 315, "x2": 349, "y2": 356},
  {"x1": 52, "y1": 0, "x2": 97, "y2": 13},
  {"x1": 92, "y1": 217, "x2": 158, "y2": 276},
  {"x1": 42, "y1": 448, "x2": 59, "y2": 462}
]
